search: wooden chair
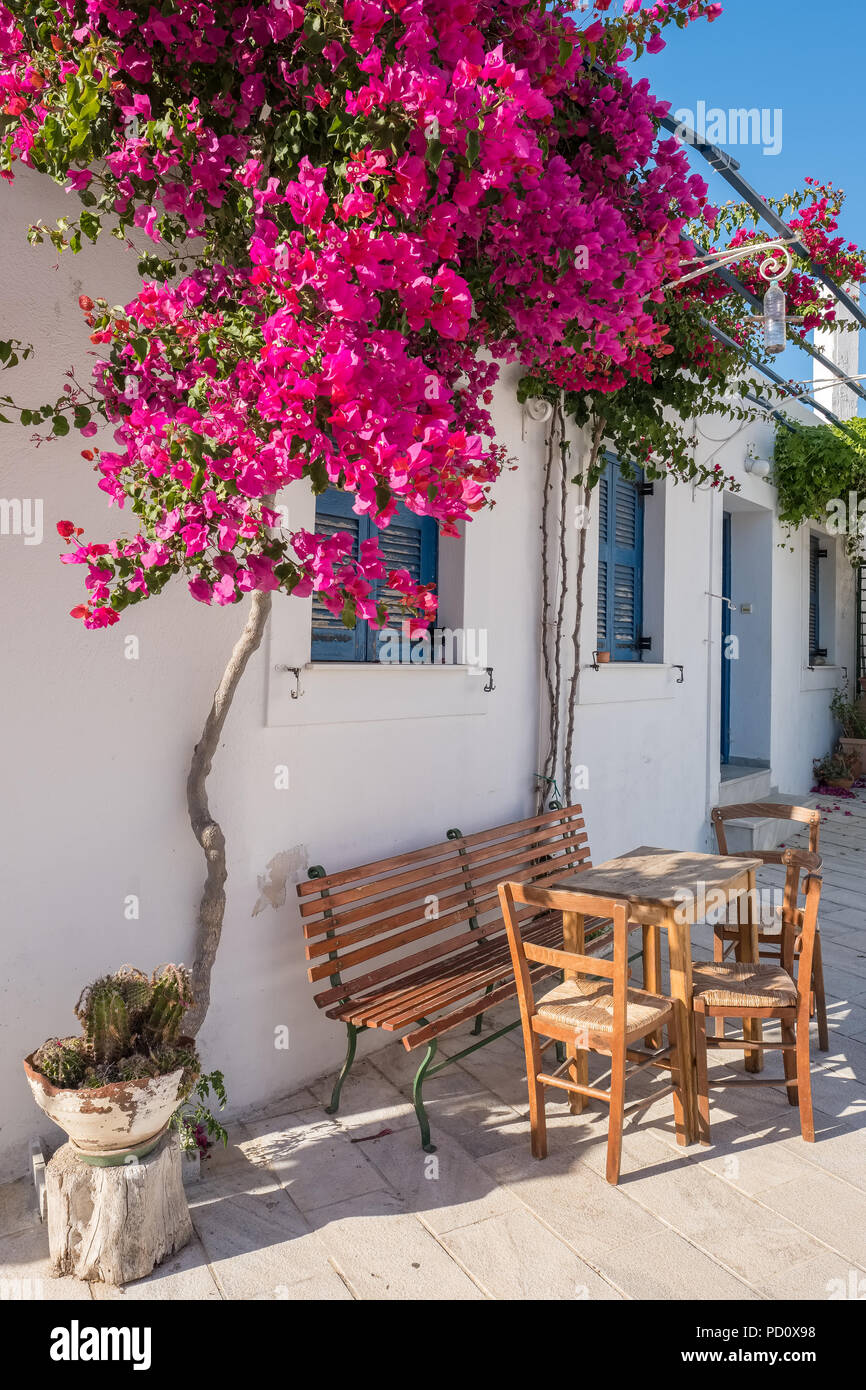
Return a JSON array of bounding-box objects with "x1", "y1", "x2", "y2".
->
[
  {"x1": 710, "y1": 803, "x2": 829, "y2": 1052},
  {"x1": 498, "y1": 881, "x2": 687, "y2": 1185},
  {"x1": 693, "y1": 849, "x2": 823, "y2": 1145}
]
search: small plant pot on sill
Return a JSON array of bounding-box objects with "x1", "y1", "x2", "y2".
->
[
  {"x1": 22, "y1": 1045, "x2": 197, "y2": 1166},
  {"x1": 839, "y1": 738, "x2": 866, "y2": 778},
  {"x1": 595, "y1": 650, "x2": 611, "y2": 664}
]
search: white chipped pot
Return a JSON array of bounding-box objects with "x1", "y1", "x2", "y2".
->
[{"x1": 23, "y1": 1043, "x2": 196, "y2": 1165}]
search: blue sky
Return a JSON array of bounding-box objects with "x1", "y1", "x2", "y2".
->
[{"x1": 633, "y1": 0, "x2": 865, "y2": 406}]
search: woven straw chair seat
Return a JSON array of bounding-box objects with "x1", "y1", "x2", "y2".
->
[
  {"x1": 692, "y1": 959, "x2": 797, "y2": 1008},
  {"x1": 536, "y1": 978, "x2": 670, "y2": 1036}
]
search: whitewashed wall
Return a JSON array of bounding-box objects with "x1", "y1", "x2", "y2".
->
[
  {"x1": 0, "y1": 170, "x2": 856, "y2": 1180},
  {"x1": 0, "y1": 171, "x2": 548, "y2": 1180},
  {"x1": 570, "y1": 402, "x2": 855, "y2": 866}
]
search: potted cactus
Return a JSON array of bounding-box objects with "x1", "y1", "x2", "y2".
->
[{"x1": 23, "y1": 965, "x2": 200, "y2": 1166}]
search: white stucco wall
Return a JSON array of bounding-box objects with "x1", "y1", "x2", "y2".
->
[
  {"x1": 570, "y1": 401, "x2": 856, "y2": 867},
  {"x1": 0, "y1": 170, "x2": 857, "y2": 1181},
  {"x1": 0, "y1": 171, "x2": 550, "y2": 1180}
]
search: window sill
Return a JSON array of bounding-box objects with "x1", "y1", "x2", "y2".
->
[
  {"x1": 579, "y1": 661, "x2": 678, "y2": 706},
  {"x1": 267, "y1": 660, "x2": 491, "y2": 726},
  {"x1": 800, "y1": 663, "x2": 845, "y2": 693},
  {"x1": 306, "y1": 662, "x2": 484, "y2": 674}
]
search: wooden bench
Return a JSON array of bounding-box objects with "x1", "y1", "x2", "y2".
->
[{"x1": 297, "y1": 804, "x2": 656, "y2": 1151}]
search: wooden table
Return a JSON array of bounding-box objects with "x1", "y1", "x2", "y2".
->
[{"x1": 528, "y1": 846, "x2": 763, "y2": 1145}]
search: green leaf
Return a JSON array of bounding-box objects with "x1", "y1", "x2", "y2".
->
[
  {"x1": 52, "y1": 415, "x2": 70, "y2": 436},
  {"x1": 340, "y1": 598, "x2": 357, "y2": 630},
  {"x1": 426, "y1": 139, "x2": 444, "y2": 171},
  {"x1": 79, "y1": 210, "x2": 101, "y2": 243}
]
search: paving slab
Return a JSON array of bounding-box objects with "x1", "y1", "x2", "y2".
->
[
  {"x1": 359, "y1": 1124, "x2": 520, "y2": 1235},
  {"x1": 307, "y1": 1191, "x2": 485, "y2": 1299},
  {"x1": 0, "y1": 1224, "x2": 92, "y2": 1300},
  {"x1": 91, "y1": 1237, "x2": 222, "y2": 1300},
  {"x1": 0, "y1": 1175, "x2": 41, "y2": 1238},
  {"x1": 437, "y1": 1207, "x2": 624, "y2": 1300},
  {"x1": 242, "y1": 1108, "x2": 390, "y2": 1214},
  {"x1": 600, "y1": 1227, "x2": 759, "y2": 1301},
  {"x1": 757, "y1": 1249, "x2": 866, "y2": 1302},
  {"x1": 192, "y1": 1184, "x2": 352, "y2": 1300}
]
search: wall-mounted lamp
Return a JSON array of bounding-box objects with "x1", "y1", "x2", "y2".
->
[{"x1": 744, "y1": 453, "x2": 772, "y2": 479}]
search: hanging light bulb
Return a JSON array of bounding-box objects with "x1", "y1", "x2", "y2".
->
[{"x1": 762, "y1": 279, "x2": 787, "y2": 355}]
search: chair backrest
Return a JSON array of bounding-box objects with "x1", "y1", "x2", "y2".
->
[
  {"x1": 711, "y1": 802, "x2": 821, "y2": 858},
  {"x1": 778, "y1": 849, "x2": 823, "y2": 1008},
  {"x1": 297, "y1": 804, "x2": 589, "y2": 1009},
  {"x1": 498, "y1": 880, "x2": 631, "y2": 1037}
]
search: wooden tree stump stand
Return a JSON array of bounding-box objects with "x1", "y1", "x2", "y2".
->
[{"x1": 46, "y1": 1131, "x2": 192, "y2": 1285}]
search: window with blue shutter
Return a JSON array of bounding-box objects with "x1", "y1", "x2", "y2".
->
[
  {"x1": 808, "y1": 533, "x2": 826, "y2": 664},
  {"x1": 596, "y1": 454, "x2": 645, "y2": 662},
  {"x1": 310, "y1": 488, "x2": 438, "y2": 662}
]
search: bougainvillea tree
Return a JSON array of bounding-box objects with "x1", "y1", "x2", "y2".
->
[
  {"x1": 0, "y1": 0, "x2": 738, "y2": 1027},
  {"x1": 520, "y1": 172, "x2": 866, "y2": 805}
]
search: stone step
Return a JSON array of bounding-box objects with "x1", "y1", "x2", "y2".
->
[
  {"x1": 717, "y1": 762, "x2": 772, "y2": 808},
  {"x1": 719, "y1": 791, "x2": 820, "y2": 853}
]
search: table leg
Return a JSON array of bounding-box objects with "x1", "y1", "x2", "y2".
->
[
  {"x1": 642, "y1": 923, "x2": 663, "y2": 1048},
  {"x1": 739, "y1": 870, "x2": 764, "y2": 1072},
  {"x1": 562, "y1": 910, "x2": 588, "y2": 1114},
  {"x1": 666, "y1": 911, "x2": 698, "y2": 1144}
]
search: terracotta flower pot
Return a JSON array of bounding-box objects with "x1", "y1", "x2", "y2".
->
[
  {"x1": 23, "y1": 1043, "x2": 197, "y2": 1166},
  {"x1": 838, "y1": 738, "x2": 866, "y2": 778},
  {"x1": 824, "y1": 777, "x2": 854, "y2": 790}
]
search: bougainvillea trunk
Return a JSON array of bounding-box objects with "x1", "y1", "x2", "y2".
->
[{"x1": 184, "y1": 590, "x2": 272, "y2": 1037}]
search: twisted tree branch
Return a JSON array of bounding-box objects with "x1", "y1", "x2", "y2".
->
[{"x1": 184, "y1": 587, "x2": 273, "y2": 1036}]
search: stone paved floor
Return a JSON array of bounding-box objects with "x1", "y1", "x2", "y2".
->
[{"x1": 2, "y1": 795, "x2": 865, "y2": 1301}]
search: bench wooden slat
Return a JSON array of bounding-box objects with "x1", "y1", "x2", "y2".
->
[
  {"x1": 362, "y1": 921, "x2": 566, "y2": 1029},
  {"x1": 327, "y1": 914, "x2": 616, "y2": 1030},
  {"x1": 297, "y1": 834, "x2": 459, "y2": 898},
  {"x1": 388, "y1": 917, "x2": 621, "y2": 1046},
  {"x1": 446, "y1": 806, "x2": 586, "y2": 850},
  {"x1": 301, "y1": 839, "x2": 573, "y2": 942},
  {"x1": 298, "y1": 805, "x2": 585, "y2": 909},
  {"x1": 299, "y1": 819, "x2": 588, "y2": 933},
  {"x1": 311, "y1": 904, "x2": 528, "y2": 997},
  {"x1": 301, "y1": 802, "x2": 608, "y2": 1030},
  {"x1": 401, "y1": 968, "x2": 562, "y2": 1050},
  {"x1": 304, "y1": 838, "x2": 591, "y2": 962},
  {"x1": 299, "y1": 843, "x2": 469, "y2": 925},
  {"x1": 307, "y1": 850, "x2": 595, "y2": 989}
]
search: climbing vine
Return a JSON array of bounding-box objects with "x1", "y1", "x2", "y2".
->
[{"x1": 774, "y1": 419, "x2": 866, "y2": 559}]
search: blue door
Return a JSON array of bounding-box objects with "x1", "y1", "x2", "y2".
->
[{"x1": 720, "y1": 513, "x2": 732, "y2": 764}]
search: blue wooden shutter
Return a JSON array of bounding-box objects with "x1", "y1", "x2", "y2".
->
[
  {"x1": 809, "y1": 534, "x2": 824, "y2": 662},
  {"x1": 368, "y1": 508, "x2": 438, "y2": 662},
  {"x1": 310, "y1": 489, "x2": 367, "y2": 662},
  {"x1": 597, "y1": 471, "x2": 609, "y2": 650},
  {"x1": 597, "y1": 455, "x2": 644, "y2": 662},
  {"x1": 311, "y1": 488, "x2": 437, "y2": 662}
]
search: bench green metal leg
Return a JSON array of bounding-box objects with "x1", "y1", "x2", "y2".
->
[
  {"x1": 412, "y1": 1037, "x2": 438, "y2": 1153},
  {"x1": 472, "y1": 984, "x2": 495, "y2": 1035},
  {"x1": 326, "y1": 1022, "x2": 362, "y2": 1115}
]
